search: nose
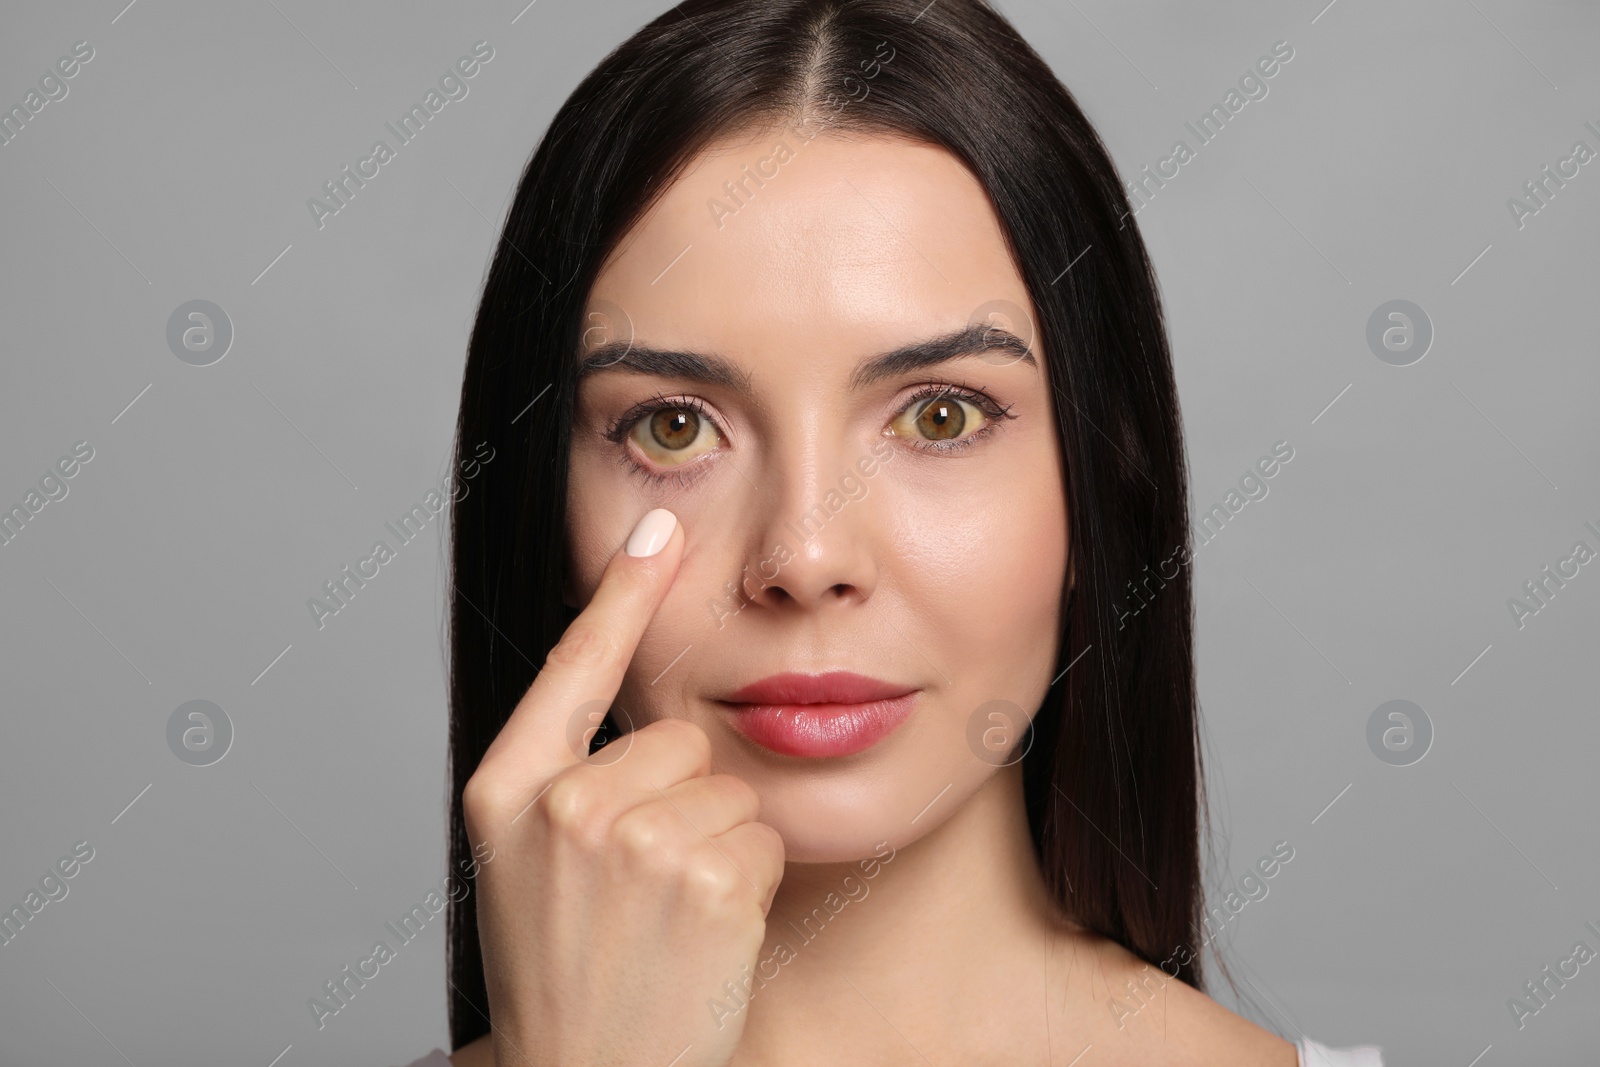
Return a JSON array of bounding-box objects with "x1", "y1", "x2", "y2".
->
[{"x1": 737, "y1": 439, "x2": 883, "y2": 613}]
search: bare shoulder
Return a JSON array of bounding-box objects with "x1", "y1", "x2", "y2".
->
[
  {"x1": 449, "y1": 1034, "x2": 495, "y2": 1067},
  {"x1": 1053, "y1": 930, "x2": 1299, "y2": 1067}
]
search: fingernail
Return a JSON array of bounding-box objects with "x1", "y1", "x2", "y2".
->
[{"x1": 625, "y1": 508, "x2": 677, "y2": 558}]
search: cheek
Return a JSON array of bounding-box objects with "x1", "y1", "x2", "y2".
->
[
  {"x1": 892, "y1": 495, "x2": 1066, "y2": 645},
  {"x1": 563, "y1": 452, "x2": 618, "y2": 602},
  {"x1": 887, "y1": 434, "x2": 1068, "y2": 607},
  {"x1": 885, "y1": 449, "x2": 1067, "y2": 698},
  {"x1": 565, "y1": 441, "x2": 749, "y2": 607},
  {"x1": 564, "y1": 445, "x2": 682, "y2": 603},
  {"x1": 565, "y1": 446, "x2": 767, "y2": 721}
]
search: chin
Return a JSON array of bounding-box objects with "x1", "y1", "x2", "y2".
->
[{"x1": 705, "y1": 710, "x2": 971, "y2": 865}]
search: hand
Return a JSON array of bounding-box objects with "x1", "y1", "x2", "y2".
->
[{"x1": 463, "y1": 508, "x2": 786, "y2": 1067}]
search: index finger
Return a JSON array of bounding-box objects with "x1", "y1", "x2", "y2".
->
[{"x1": 474, "y1": 506, "x2": 684, "y2": 793}]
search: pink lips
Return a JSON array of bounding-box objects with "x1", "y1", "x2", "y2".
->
[{"x1": 720, "y1": 671, "x2": 918, "y2": 758}]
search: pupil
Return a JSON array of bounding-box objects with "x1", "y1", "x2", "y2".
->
[
  {"x1": 651, "y1": 408, "x2": 697, "y2": 449},
  {"x1": 919, "y1": 399, "x2": 964, "y2": 440}
]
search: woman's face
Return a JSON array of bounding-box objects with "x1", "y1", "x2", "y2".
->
[{"x1": 566, "y1": 128, "x2": 1069, "y2": 862}]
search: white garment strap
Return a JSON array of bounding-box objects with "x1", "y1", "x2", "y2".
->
[{"x1": 1298, "y1": 1035, "x2": 1385, "y2": 1067}]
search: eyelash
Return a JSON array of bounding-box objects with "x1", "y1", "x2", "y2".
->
[
  {"x1": 601, "y1": 392, "x2": 721, "y2": 488},
  {"x1": 899, "y1": 381, "x2": 1017, "y2": 453},
  {"x1": 602, "y1": 381, "x2": 1017, "y2": 487}
]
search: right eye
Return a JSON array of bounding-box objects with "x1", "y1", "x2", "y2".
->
[{"x1": 604, "y1": 395, "x2": 726, "y2": 480}]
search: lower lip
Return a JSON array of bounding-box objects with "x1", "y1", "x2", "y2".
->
[{"x1": 723, "y1": 694, "x2": 917, "y2": 758}]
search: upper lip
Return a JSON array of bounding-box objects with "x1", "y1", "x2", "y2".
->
[{"x1": 722, "y1": 671, "x2": 917, "y2": 706}]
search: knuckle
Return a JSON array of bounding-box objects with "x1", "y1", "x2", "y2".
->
[
  {"x1": 611, "y1": 805, "x2": 672, "y2": 860},
  {"x1": 721, "y1": 775, "x2": 760, "y2": 814},
  {"x1": 461, "y1": 770, "x2": 515, "y2": 823},
  {"x1": 742, "y1": 823, "x2": 787, "y2": 876},
  {"x1": 545, "y1": 623, "x2": 617, "y2": 671},
  {"x1": 660, "y1": 717, "x2": 712, "y2": 762},
  {"x1": 541, "y1": 775, "x2": 605, "y2": 843},
  {"x1": 751, "y1": 821, "x2": 786, "y2": 859},
  {"x1": 682, "y1": 853, "x2": 744, "y2": 910}
]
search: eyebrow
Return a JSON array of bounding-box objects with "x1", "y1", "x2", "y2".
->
[{"x1": 576, "y1": 321, "x2": 1036, "y2": 394}]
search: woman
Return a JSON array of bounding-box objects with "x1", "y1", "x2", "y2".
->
[{"x1": 403, "y1": 0, "x2": 1384, "y2": 1063}]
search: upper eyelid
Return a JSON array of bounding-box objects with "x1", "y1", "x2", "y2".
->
[
  {"x1": 901, "y1": 381, "x2": 1008, "y2": 411},
  {"x1": 603, "y1": 392, "x2": 723, "y2": 443}
]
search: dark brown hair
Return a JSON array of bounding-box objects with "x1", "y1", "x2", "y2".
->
[{"x1": 446, "y1": 0, "x2": 1204, "y2": 1047}]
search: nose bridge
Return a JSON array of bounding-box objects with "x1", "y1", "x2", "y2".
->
[{"x1": 746, "y1": 415, "x2": 879, "y2": 609}]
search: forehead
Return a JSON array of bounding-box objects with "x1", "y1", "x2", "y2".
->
[{"x1": 586, "y1": 129, "x2": 1034, "y2": 376}]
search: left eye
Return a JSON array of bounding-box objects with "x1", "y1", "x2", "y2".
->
[
  {"x1": 889, "y1": 392, "x2": 988, "y2": 444},
  {"x1": 628, "y1": 405, "x2": 722, "y2": 467}
]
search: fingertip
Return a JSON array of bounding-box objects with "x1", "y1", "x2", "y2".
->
[{"x1": 624, "y1": 507, "x2": 679, "y2": 558}]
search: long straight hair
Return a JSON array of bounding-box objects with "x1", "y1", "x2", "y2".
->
[{"x1": 446, "y1": 0, "x2": 1203, "y2": 1048}]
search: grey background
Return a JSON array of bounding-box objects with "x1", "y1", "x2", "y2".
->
[{"x1": 1, "y1": 0, "x2": 1596, "y2": 1064}]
